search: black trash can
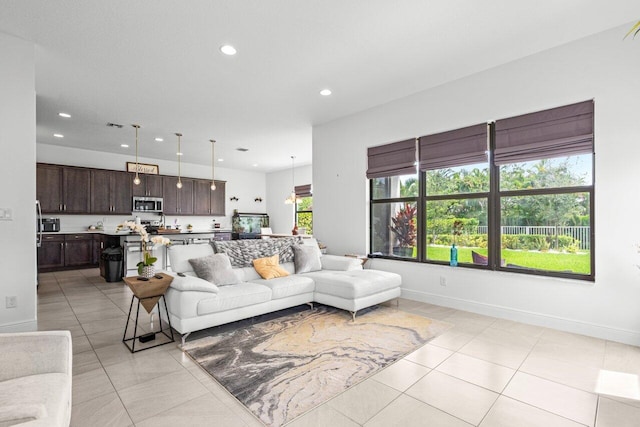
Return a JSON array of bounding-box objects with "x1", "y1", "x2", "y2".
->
[{"x1": 101, "y1": 246, "x2": 123, "y2": 282}]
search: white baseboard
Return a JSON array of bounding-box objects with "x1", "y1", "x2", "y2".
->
[
  {"x1": 0, "y1": 319, "x2": 37, "y2": 333},
  {"x1": 401, "y1": 288, "x2": 640, "y2": 346}
]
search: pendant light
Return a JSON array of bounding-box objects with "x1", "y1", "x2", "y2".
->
[
  {"x1": 132, "y1": 124, "x2": 141, "y2": 185},
  {"x1": 284, "y1": 155, "x2": 300, "y2": 204},
  {"x1": 210, "y1": 139, "x2": 217, "y2": 191},
  {"x1": 175, "y1": 133, "x2": 183, "y2": 189}
]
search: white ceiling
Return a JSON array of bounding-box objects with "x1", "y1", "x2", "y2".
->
[{"x1": 1, "y1": 1, "x2": 638, "y2": 172}]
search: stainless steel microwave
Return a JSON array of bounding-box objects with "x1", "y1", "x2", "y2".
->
[{"x1": 132, "y1": 197, "x2": 163, "y2": 213}]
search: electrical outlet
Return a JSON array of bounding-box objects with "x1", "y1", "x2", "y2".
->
[
  {"x1": 0, "y1": 208, "x2": 13, "y2": 221},
  {"x1": 5, "y1": 296, "x2": 17, "y2": 308},
  {"x1": 439, "y1": 276, "x2": 447, "y2": 287}
]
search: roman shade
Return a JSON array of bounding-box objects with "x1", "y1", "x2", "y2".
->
[
  {"x1": 419, "y1": 123, "x2": 488, "y2": 171},
  {"x1": 366, "y1": 138, "x2": 417, "y2": 179},
  {"x1": 295, "y1": 184, "x2": 312, "y2": 198},
  {"x1": 494, "y1": 100, "x2": 594, "y2": 165}
]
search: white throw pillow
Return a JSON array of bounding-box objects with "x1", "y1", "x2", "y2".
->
[{"x1": 293, "y1": 244, "x2": 322, "y2": 274}]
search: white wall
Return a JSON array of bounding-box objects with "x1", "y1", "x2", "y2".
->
[
  {"x1": 313, "y1": 25, "x2": 640, "y2": 345},
  {"x1": 0, "y1": 33, "x2": 36, "y2": 331},
  {"x1": 266, "y1": 164, "x2": 312, "y2": 234},
  {"x1": 37, "y1": 143, "x2": 268, "y2": 231}
]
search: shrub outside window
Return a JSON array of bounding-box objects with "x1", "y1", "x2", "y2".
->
[{"x1": 296, "y1": 196, "x2": 313, "y2": 235}]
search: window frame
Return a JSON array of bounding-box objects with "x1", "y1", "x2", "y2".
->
[
  {"x1": 423, "y1": 189, "x2": 491, "y2": 268},
  {"x1": 491, "y1": 141, "x2": 595, "y2": 280},
  {"x1": 295, "y1": 196, "x2": 313, "y2": 234},
  {"x1": 369, "y1": 175, "x2": 421, "y2": 261},
  {"x1": 369, "y1": 119, "x2": 595, "y2": 282}
]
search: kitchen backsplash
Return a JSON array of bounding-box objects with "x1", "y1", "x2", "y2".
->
[{"x1": 51, "y1": 214, "x2": 231, "y2": 233}]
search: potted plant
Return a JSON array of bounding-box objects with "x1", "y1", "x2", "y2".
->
[
  {"x1": 117, "y1": 221, "x2": 171, "y2": 277},
  {"x1": 389, "y1": 203, "x2": 417, "y2": 257}
]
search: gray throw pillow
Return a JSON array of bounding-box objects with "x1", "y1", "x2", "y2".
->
[
  {"x1": 293, "y1": 244, "x2": 322, "y2": 274},
  {"x1": 188, "y1": 253, "x2": 239, "y2": 286}
]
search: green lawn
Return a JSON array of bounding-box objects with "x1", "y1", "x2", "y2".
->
[{"x1": 424, "y1": 246, "x2": 591, "y2": 274}]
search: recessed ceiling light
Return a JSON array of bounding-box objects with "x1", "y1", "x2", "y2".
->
[
  {"x1": 252, "y1": 164, "x2": 258, "y2": 167},
  {"x1": 155, "y1": 137, "x2": 163, "y2": 142},
  {"x1": 53, "y1": 133, "x2": 64, "y2": 138},
  {"x1": 320, "y1": 89, "x2": 332, "y2": 96},
  {"x1": 218, "y1": 158, "x2": 224, "y2": 162},
  {"x1": 58, "y1": 112, "x2": 71, "y2": 118},
  {"x1": 176, "y1": 152, "x2": 183, "y2": 156},
  {"x1": 220, "y1": 45, "x2": 237, "y2": 55},
  {"x1": 121, "y1": 144, "x2": 129, "y2": 148},
  {"x1": 236, "y1": 147, "x2": 249, "y2": 152}
]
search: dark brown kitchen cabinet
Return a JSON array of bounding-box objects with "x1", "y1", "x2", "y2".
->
[
  {"x1": 193, "y1": 179, "x2": 226, "y2": 216},
  {"x1": 93, "y1": 234, "x2": 101, "y2": 265},
  {"x1": 36, "y1": 164, "x2": 90, "y2": 213},
  {"x1": 163, "y1": 176, "x2": 194, "y2": 215},
  {"x1": 36, "y1": 164, "x2": 63, "y2": 213},
  {"x1": 211, "y1": 180, "x2": 226, "y2": 215},
  {"x1": 37, "y1": 234, "x2": 65, "y2": 270},
  {"x1": 131, "y1": 173, "x2": 163, "y2": 198},
  {"x1": 91, "y1": 170, "x2": 132, "y2": 214},
  {"x1": 38, "y1": 233, "x2": 99, "y2": 272},
  {"x1": 62, "y1": 168, "x2": 91, "y2": 213},
  {"x1": 65, "y1": 234, "x2": 94, "y2": 267},
  {"x1": 37, "y1": 162, "x2": 227, "y2": 217}
]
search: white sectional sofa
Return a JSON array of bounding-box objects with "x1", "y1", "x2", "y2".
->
[
  {"x1": 162, "y1": 237, "x2": 401, "y2": 344},
  {"x1": 0, "y1": 331, "x2": 72, "y2": 427}
]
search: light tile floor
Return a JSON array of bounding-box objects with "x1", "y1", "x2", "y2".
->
[{"x1": 36, "y1": 268, "x2": 640, "y2": 427}]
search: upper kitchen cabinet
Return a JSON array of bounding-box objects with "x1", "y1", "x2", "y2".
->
[
  {"x1": 193, "y1": 179, "x2": 226, "y2": 216},
  {"x1": 163, "y1": 176, "x2": 194, "y2": 215},
  {"x1": 211, "y1": 181, "x2": 226, "y2": 216},
  {"x1": 36, "y1": 164, "x2": 62, "y2": 212},
  {"x1": 37, "y1": 164, "x2": 90, "y2": 213},
  {"x1": 91, "y1": 169, "x2": 132, "y2": 214},
  {"x1": 131, "y1": 173, "x2": 163, "y2": 198}
]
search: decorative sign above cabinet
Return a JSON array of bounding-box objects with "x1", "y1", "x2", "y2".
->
[{"x1": 126, "y1": 162, "x2": 159, "y2": 175}]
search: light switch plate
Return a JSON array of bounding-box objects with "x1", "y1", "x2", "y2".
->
[{"x1": 0, "y1": 208, "x2": 12, "y2": 221}]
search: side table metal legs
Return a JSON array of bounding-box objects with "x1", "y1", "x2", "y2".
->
[{"x1": 123, "y1": 294, "x2": 175, "y2": 353}]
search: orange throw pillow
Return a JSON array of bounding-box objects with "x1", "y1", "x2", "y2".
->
[{"x1": 252, "y1": 254, "x2": 290, "y2": 280}]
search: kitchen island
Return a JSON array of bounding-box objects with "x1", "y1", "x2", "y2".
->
[{"x1": 37, "y1": 229, "x2": 232, "y2": 275}]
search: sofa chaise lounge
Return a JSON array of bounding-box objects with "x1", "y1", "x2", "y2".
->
[{"x1": 162, "y1": 237, "x2": 401, "y2": 344}]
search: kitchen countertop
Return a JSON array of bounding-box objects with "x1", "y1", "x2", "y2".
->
[{"x1": 42, "y1": 229, "x2": 232, "y2": 236}]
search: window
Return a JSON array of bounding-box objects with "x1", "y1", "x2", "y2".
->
[
  {"x1": 295, "y1": 185, "x2": 313, "y2": 234},
  {"x1": 371, "y1": 176, "x2": 419, "y2": 259},
  {"x1": 494, "y1": 101, "x2": 594, "y2": 278},
  {"x1": 368, "y1": 139, "x2": 418, "y2": 259},
  {"x1": 420, "y1": 124, "x2": 489, "y2": 264},
  {"x1": 369, "y1": 100, "x2": 595, "y2": 280}
]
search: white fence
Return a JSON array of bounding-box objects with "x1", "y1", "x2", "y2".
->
[{"x1": 476, "y1": 226, "x2": 590, "y2": 250}]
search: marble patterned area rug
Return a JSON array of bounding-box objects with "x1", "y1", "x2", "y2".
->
[{"x1": 183, "y1": 305, "x2": 452, "y2": 426}]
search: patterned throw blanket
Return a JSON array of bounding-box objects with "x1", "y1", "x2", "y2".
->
[{"x1": 212, "y1": 236, "x2": 303, "y2": 268}]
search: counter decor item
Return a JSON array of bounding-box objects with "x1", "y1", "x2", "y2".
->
[
  {"x1": 116, "y1": 221, "x2": 171, "y2": 277},
  {"x1": 450, "y1": 220, "x2": 463, "y2": 267}
]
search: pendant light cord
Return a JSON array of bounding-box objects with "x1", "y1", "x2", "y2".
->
[
  {"x1": 176, "y1": 133, "x2": 183, "y2": 188},
  {"x1": 210, "y1": 139, "x2": 216, "y2": 190},
  {"x1": 132, "y1": 124, "x2": 141, "y2": 185}
]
